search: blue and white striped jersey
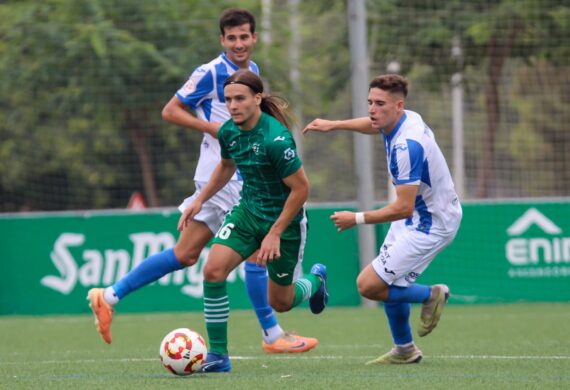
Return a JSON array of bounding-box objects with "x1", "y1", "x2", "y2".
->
[
  {"x1": 175, "y1": 52, "x2": 260, "y2": 182},
  {"x1": 383, "y1": 110, "x2": 461, "y2": 235}
]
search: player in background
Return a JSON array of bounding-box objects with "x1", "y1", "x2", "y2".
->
[
  {"x1": 87, "y1": 8, "x2": 318, "y2": 354},
  {"x1": 303, "y1": 74, "x2": 462, "y2": 364},
  {"x1": 179, "y1": 70, "x2": 328, "y2": 372}
]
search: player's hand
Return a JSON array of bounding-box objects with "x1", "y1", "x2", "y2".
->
[
  {"x1": 178, "y1": 201, "x2": 202, "y2": 231},
  {"x1": 330, "y1": 211, "x2": 357, "y2": 232},
  {"x1": 257, "y1": 232, "x2": 281, "y2": 267},
  {"x1": 302, "y1": 118, "x2": 337, "y2": 135}
]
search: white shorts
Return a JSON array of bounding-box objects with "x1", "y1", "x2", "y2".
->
[
  {"x1": 372, "y1": 219, "x2": 460, "y2": 287},
  {"x1": 178, "y1": 180, "x2": 242, "y2": 234}
]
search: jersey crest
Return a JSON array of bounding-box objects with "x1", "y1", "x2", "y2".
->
[
  {"x1": 252, "y1": 143, "x2": 262, "y2": 154},
  {"x1": 283, "y1": 147, "x2": 296, "y2": 161}
]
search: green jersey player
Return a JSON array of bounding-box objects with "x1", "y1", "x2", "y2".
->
[{"x1": 179, "y1": 70, "x2": 329, "y2": 372}]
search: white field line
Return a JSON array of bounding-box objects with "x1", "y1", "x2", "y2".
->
[{"x1": 1, "y1": 354, "x2": 570, "y2": 366}]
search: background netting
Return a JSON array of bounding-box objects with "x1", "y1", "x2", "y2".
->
[{"x1": 1, "y1": 0, "x2": 569, "y2": 212}]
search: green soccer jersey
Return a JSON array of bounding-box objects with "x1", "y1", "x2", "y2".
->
[{"x1": 218, "y1": 112, "x2": 303, "y2": 222}]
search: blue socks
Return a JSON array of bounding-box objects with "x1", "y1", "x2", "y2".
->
[
  {"x1": 244, "y1": 262, "x2": 278, "y2": 331},
  {"x1": 110, "y1": 250, "x2": 282, "y2": 343},
  {"x1": 383, "y1": 284, "x2": 431, "y2": 346},
  {"x1": 111, "y1": 250, "x2": 280, "y2": 340},
  {"x1": 387, "y1": 284, "x2": 431, "y2": 304},
  {"x1": 112, "y1": 248, "x2": 184, "y2": 299},
  {"x1": 384, "y1": 302, "x2": 413, "y2": 345}
]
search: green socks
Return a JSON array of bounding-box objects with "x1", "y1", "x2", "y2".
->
[
  {"x1": 204, "y1": 274, "x2": 322, "y2": 354},
  {"x1": 203, "y1": 281, "x2": 230, "y2": 355},
  {"x1": 292, "y1": 273, "x2": 321, "y2": 308}
]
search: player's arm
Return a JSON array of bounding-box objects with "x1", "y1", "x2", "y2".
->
[
  {"x1": 272, "y1": 166, "x2": 310, "y2": 235},
  {"x1": 303, "y1": 117, "x2": 377, "y2": 135},
  {"x1": 257, "y1": 167, "x2": 309, "y2": 266},
  {"x1": 177, "y1": 158, "x2": 236, "y2": 231},
  {"x1": 162, "y1": 96, "x2": 220, "y2": 138},
  {"x1": 331, "y1": 184, "x2": 418, "y2": 232}
]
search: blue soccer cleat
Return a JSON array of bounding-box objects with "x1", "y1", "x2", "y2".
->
[
  {"x1": 200, "y1": 351, "x2": 232, "y2": 373},
  {"x1": 309, "y1": 263, "x2": 329, "y2": 314}
]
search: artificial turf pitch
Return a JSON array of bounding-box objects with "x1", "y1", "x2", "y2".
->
[{"x1": 1, "y1": 303, "x2": 568, "y2": 389}]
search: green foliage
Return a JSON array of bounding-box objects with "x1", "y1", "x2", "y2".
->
[
  {"x1": 507, "y1": 60, "x2": 570, "y2": 196},
  {"x1": 0, "y1": 0, "x2": 257, "y2": 210},
  {"x1": 1, "y1": 0, "x2": 569, "y2": 210},
  {"x1": 364, "y1": 0, "x2": 570, "y2": 198}
]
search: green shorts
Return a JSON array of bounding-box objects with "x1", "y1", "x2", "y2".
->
[{"x1": 211, "y1": 202, "x2": 307, "y2": 286}]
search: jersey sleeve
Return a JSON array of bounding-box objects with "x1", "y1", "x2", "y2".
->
[
  {"x1": 250, "y1": 61, "x2": 260, "y2": 76},
  {"x1": 175, "y1": 65, "x2": 214, "y2": 110},
  {"x1": 217, "y1": 121, "x2": 232, "y2": 160},
  {"x1": 267, "y1": 130, "x2": 302, "y2": 179},
  {"x1": 389, "y1": 139, "x2": 424, "y2": 185}
]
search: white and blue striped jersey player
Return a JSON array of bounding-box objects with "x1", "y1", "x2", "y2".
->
[
  {"x1": 176, "y1": 53, "x2": 259, "y2": 232},
  {"x1": 372, "y1": 110, "x2": 463, "y2": 287}
]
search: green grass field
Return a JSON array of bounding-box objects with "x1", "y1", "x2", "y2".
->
[{"x1": 1, "y1": 303, "x2": 569, "y2": 389}]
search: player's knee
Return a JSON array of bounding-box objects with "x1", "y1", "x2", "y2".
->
[
  {"x1": 356, "y1": 273, "x2": 367, "y2": 295},
  {"x1": 356, "y1": 279, "x2": 373, "y2": 300},
  {"x1": 173, "y1": 245, "x2": 200, "y2": 267},
  {"x1": 202, "y1": 262, "x2": 226, "y2": 282},
  {"x1": 176, "y1": 254, "x2": 199, "y2": 267},
  {"x1": 357, "y1": 276, "x2": 386, "y2": 301}
]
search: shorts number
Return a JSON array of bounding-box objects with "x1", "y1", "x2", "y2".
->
[{"x1": 216, "y1": 223, "x2": 235, "y2": 240}]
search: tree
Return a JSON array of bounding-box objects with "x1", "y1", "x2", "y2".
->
[
  {"x1": 0, "y1": 0, "x2": 258, "y2": 211},
  {"x1": 366, "y1": 0, "x2": 570, "y2": 198}
]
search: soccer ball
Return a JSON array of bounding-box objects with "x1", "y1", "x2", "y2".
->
[{"x1": 159, "y1": 328, "x2": 208, "y2": 376}]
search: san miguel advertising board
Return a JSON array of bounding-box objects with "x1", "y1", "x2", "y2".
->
[
  {"x1": 0, "y1": 201, "x2": 568, "y2": 315},
  {"x1": 0, "y1": 208, "x2": 361, "y2": 315}
]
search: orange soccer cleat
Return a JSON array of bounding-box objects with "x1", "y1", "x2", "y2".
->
[
  {"x1": 262, "y1": 332, "x2": 318, "y2": 353},
  {"x1": 87, "y1": 288, "x2": 114, "y2": 344}
]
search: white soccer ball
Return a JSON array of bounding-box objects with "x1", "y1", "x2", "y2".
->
[{"x1": 159, "y1": 328, "x2": 208, "y2": 376}]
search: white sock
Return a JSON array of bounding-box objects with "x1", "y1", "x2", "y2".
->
[
  {"x1": 262, "y1": 324, "x2": 284, "y2": 344},
  {"x1": 395, "y1": 342, "x2": 415, "y2": 354},
  {"x1": 103, "y1": 287, "x2": 119, "y2": 306}
]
